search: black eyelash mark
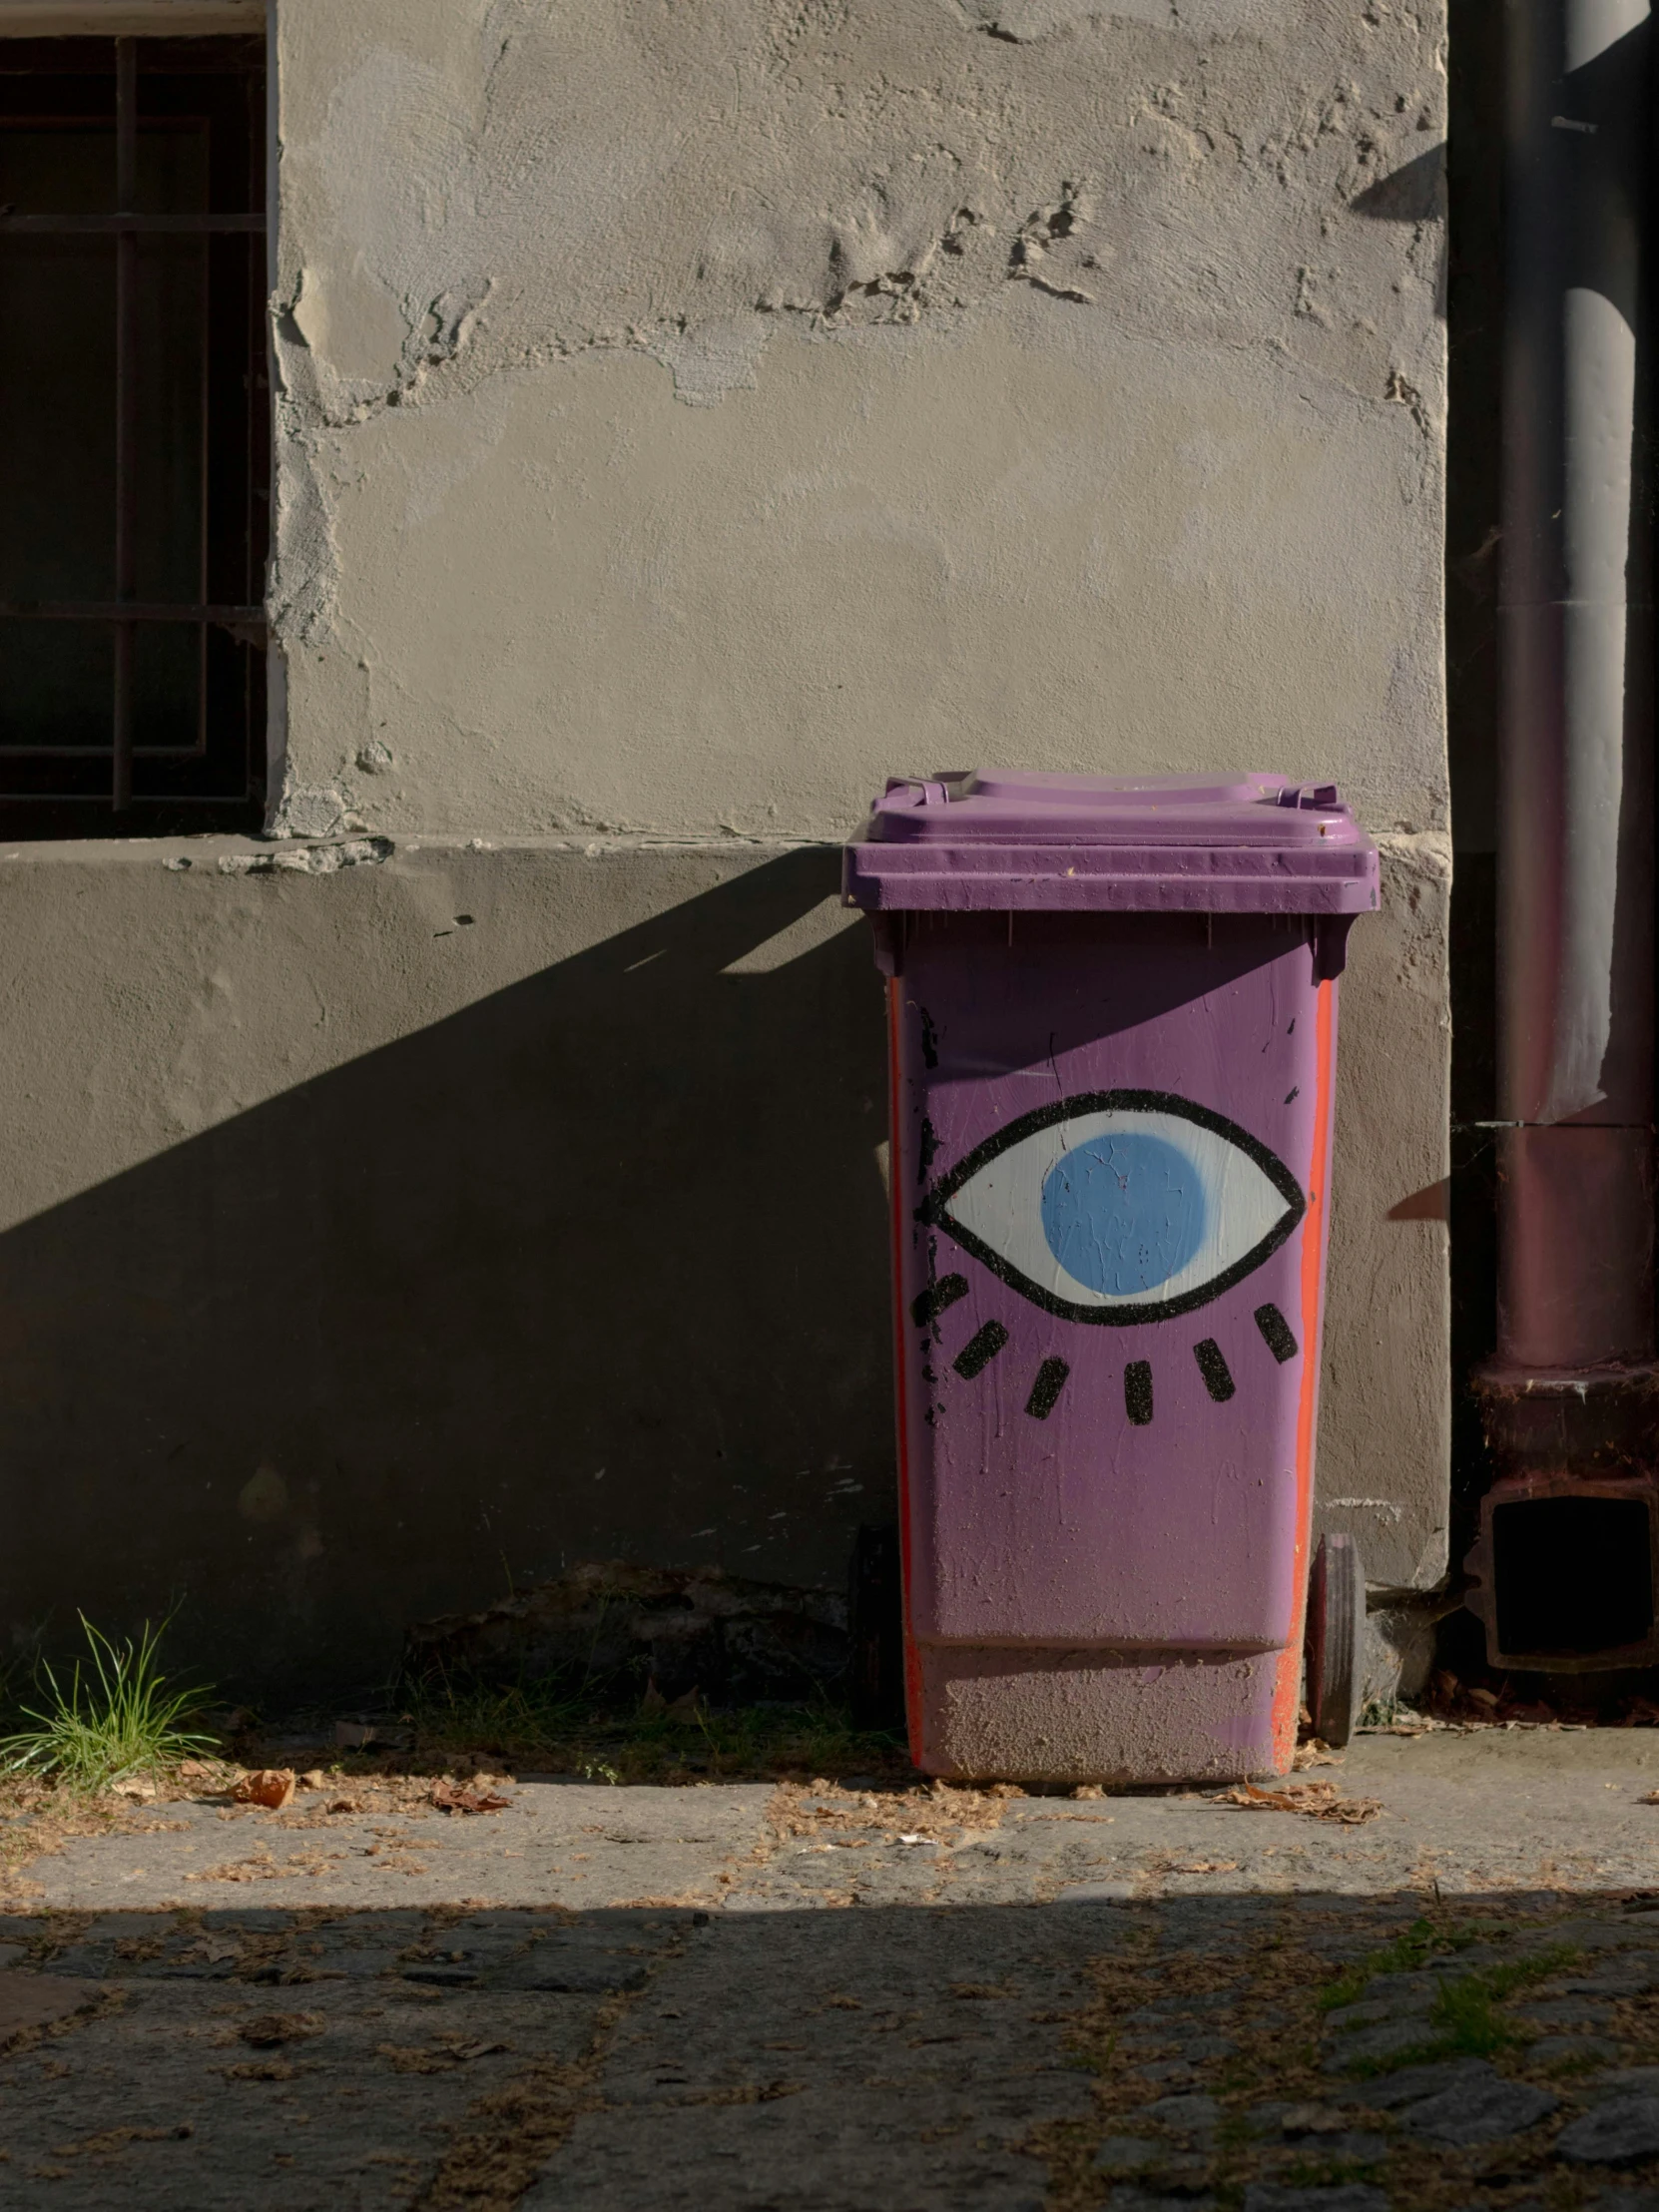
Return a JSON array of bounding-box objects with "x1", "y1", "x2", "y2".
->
[
  {"x1": 1025, "y1": 1358, "x2": 1070, "y2": 1420},
  {"x1": 1194, "y1": 1340, "x2": 1235, "y2": 1402},
  {"x1": 1125, "y1": 1361, "x2": 1154, "y2": 1425},
  {"x1": 918, "y1": 1117, "x2": 940, "y2": 1185},
  {"x1": 911, "y1": 1275, "x2": 969, "y2": 1330},
  {"x1": 954, "y1": 1320, "x2": 1009, "y2": 1380},
  {"x1": 1284, "y1": 1086, "x2": 1300, "y2": 1105},
  {"x1": 1254, "y1": 1303, "x2": 1299, "y2": 1364}
]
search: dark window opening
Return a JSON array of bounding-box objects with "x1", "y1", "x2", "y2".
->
[
  {"x1": 0, "y1": 34, "x2": 268, "y2": 836},
  {"x1": 1491, "y1": 1493, "x2": 1656, "y2": 1659}
]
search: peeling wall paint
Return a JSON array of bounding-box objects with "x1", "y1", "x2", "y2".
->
[{"x1": 268, "y1": 0, "x2": 1447, "y2": 845}]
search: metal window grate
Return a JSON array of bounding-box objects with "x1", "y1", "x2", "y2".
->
[{"x1": 0, "y1": 34, "x2": 268, "y2": 834}]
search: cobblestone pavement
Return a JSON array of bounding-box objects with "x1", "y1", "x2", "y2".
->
[{"x1": 5, "y1": 1731, "x2": 1659, "y2": 2207}]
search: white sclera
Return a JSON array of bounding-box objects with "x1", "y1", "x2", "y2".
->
[{"x1": 941, "y1": 1107, "x2": 1297, "y2": 1312}]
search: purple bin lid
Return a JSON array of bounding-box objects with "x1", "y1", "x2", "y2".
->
[{"x1": 841, "y1": 769, "x2": 1380, "y2": 914}]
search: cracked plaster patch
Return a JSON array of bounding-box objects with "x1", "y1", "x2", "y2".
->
[
  {"x1": 216, "y1": 838, "x2": 394, "y2": 878},
  {"x1": 273, "y1": 0, "x2": 1444, "y2": 424},
  {"x1": 269, "y1": 785, "x2": 363, "y2": 839},
  {"x1": 647, "y1": 316, "x2": 773, "y2": 406},
  {"x1": 268, "y1": 1, "x2": 1446, "y2": 614},
  {"x1": 961, "y1": 0, "x2": 1289, "y2": 35}
]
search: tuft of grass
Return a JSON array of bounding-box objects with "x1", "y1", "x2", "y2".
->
[
  {"x1": 1319, "y1": 1917, "x2": 1492, "y2": 2011},
  {"x1": 1472, "y1": 1943, "x2": 1579, "y2": 2003},
  {"x1": 1336, "y1": 1942, "x2": 1581, "y2": 2076},
  {"x1": 1414, "y1": 1973, "x2": 1516, "y2": 2062},
  {"x1": 0, "y1": 1615, "x2": 216, "y2": 1792},
  {"x1": 1327, "y1": 1911, "x2": 1530, "y2": 2016},
  {"x1": 399, "y1": 1665, "x2": 907, "y2": 1785},
  {"x1": 1280, "y1": 2157, "x2": 1388, "y2": 2189},
  {"x1": 400, "y1": 1674, "x2": 595, "y2": 1757}
]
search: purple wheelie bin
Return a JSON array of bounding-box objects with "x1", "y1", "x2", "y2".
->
[{"x1": 842, "y1": 771, "x2": 1380, "y2": 1783}]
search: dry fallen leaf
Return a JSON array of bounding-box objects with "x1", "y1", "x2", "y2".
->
[
  {"x1": 676, "y1": 2080, "x2": 805, "y2": 2106},
  {"x1": 50, "y1": 2125, "x2": 191, "y2": 2156},
  {"x1": 185, "y1": 1848, "x2": 344, "y2": 1883},
  {"x1": 1282, "y1": 2103, "x2": 1355, "y2": 2136},
  {"x1": 333, "y1": 1720, "x2": 411, "y2": 1751},
  {"x1": 326, "y1": 1796, "x2": 364, "y2": 1815},
  {"x1": 178, "y1": 1937, "x2": 242, "y2": 1965},
  {"x1": 1215, "y1": 1780, "x2": 1382, "y2": 1826},
  {"x1": 377, "y1": 2037, "x2": 508, "y2": 2073},
  {"x1": 1168, "y1": 1860, "x2": 1241, "y2": 1875},
  {"x1": 430, "y1": 1782, "x2": 511, "y2": 1817},
  {"x1": 1291, "y1": 1741, "x2": 1343, "y2": 1770},
  {"x1": 239, "y1": 2012, "x2": 323, "y2": 2047},
  {"x1": 1638, "y1": 1791, "x2": 1659, "y2": 1806},
  {"x1": 0, "y1": 1972, "x2": 102, "y2": 2045},
  {"x1": 232, "y1": 1770, "x2": 296, "y2": 1812}
]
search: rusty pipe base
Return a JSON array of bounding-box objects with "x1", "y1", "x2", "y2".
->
[{"x1": 1467, "y1": 1364, "x2": 1659, "y2": 1672}]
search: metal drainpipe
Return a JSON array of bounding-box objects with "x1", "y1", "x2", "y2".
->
[{"x1": 1466, "y1": 0, "x2": 1658, "y2": 1673}]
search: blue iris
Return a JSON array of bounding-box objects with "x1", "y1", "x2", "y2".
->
[{"x1": 1040, "y1": 1132, "x2": 1206, "y2": 1296}]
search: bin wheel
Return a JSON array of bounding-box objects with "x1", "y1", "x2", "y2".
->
[{"x1": 1307, "y1": 1533, "x2": 1365, "y2": 1749}]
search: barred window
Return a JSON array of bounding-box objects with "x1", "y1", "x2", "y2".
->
[{"x1": 0, "y1": 34, "x2": 268, "y2": 835}]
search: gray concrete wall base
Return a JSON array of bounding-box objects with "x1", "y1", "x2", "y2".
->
[
  {"x1": 1318, "y1": 830, "x2": 1453, "y2": 1592},
  {"x1": 0, "y1": 832, "x2": 1448, "y2": 1699},
  {"x1": 0, "y1": 837, "x2": 888, "y2": 1697},
  {"x1": 1362, "y1": 1598, "x2": 1442, "y2": 1710}
]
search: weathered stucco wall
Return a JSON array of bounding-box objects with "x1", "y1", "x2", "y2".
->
[
  {"x1": 0, "y1": 840, "x2": 891, "y2": 1693},
  {"x1": 268, "y1": 0, "x2": 1446, "y2": 845},
  {"x1": 0, "y1": 0, "x2": 1450, "y2": 1695}
]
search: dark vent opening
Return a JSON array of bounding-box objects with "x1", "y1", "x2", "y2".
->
[{"x1": 1492, "y1": 1494, "x2": 1654, "y2": 1658}]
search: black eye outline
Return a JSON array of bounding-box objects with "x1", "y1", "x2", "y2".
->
[{"x1": 915, "y1": 1088, "x2": 1307, "y2": 1328}]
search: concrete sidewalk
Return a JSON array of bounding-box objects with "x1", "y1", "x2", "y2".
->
[{"x1": 4, "y1": 1730, "x2": 1659, "y2": 2208}]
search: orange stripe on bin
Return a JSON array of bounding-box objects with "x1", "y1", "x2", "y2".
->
[
  {"x1": 887, "y1": 978, "x2": 925, "y2": 1760},
  {"x1": 1271, "y1": 976, "x2": 1336, "y2": 1765}
]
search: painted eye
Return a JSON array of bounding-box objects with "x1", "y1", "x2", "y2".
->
[{"x1": 919, "y1": 1090, "x2": 1305, "y2": 1326}]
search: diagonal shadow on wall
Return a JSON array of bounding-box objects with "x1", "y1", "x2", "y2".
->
[{"x1": 0, "y1": 847, "x2": 893, "y2": 1702}]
